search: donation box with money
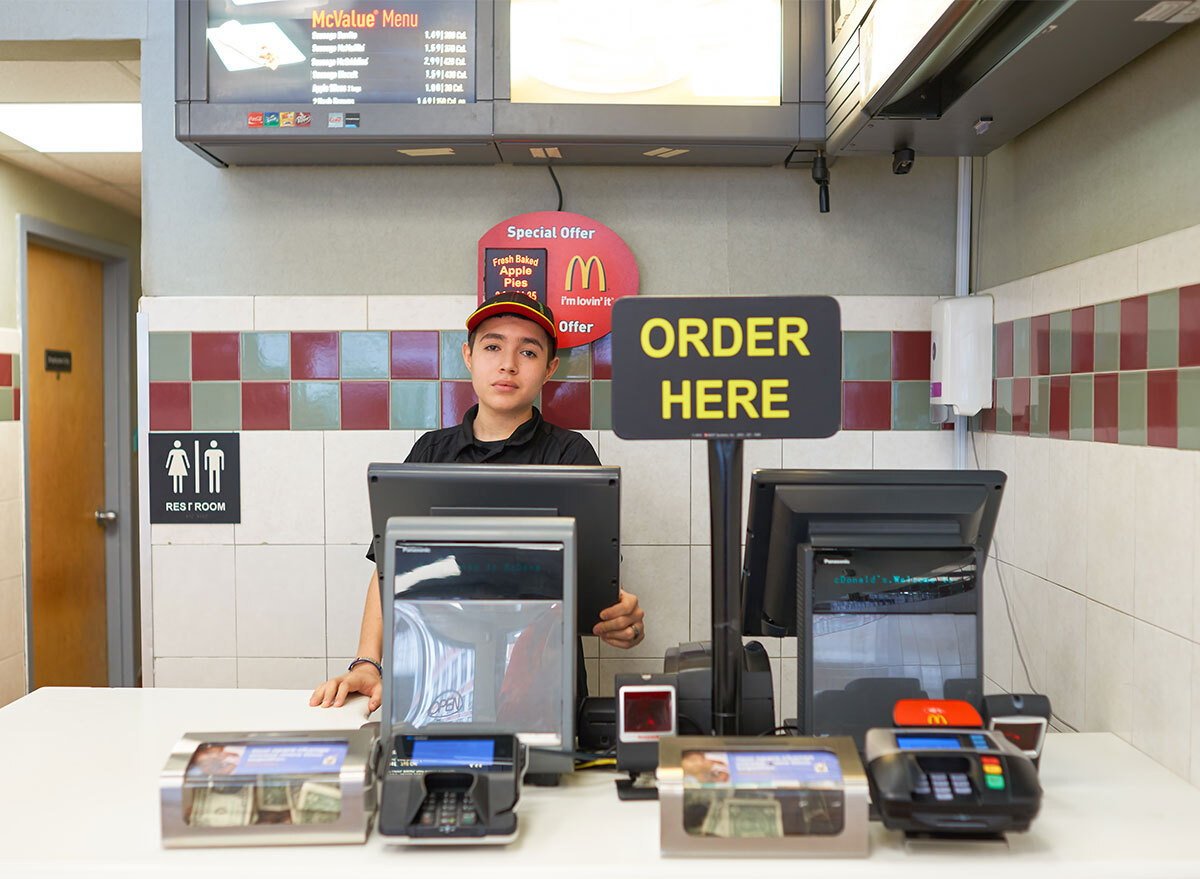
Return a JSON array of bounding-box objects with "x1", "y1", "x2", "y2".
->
[
  {"x1": 656, "y1": 736, "x2": 869, "y2": 858},
  {"x1": 160, "y1": 728, "x2": 378, "y2": 847}
]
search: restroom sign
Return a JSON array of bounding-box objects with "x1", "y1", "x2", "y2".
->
[
  {"x1": 611, "y1": 296, "x2": 842, "y2": 440},
  {"x1": 149, "y1": 433, "x2": 241, "y2": 524}
]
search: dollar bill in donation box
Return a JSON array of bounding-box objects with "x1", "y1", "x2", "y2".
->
[
  {"x1": 656, "y1": 736, "x2": 870, "y2": 858},
  {"x1": 160, "y1": 728, "x2": 377, "y2": 847}
]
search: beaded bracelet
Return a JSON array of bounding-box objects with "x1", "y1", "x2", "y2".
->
[{"x1": 347, "y1": 657, "x2": 382, "y2": 677}]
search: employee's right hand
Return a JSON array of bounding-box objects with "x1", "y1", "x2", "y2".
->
[{"x1": 309, "y1": 665, "x2": 382, "y2": 713}]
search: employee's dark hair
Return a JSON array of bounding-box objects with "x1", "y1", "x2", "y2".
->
[{"x1": 468, "y1": 319, "x2": 557, "y2": 362}]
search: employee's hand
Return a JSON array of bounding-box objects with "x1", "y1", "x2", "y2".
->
[
  {"x1": 309, "y1": 664, "x2": 383, "y2": 712},
  {"x1": 593, "y1": 589, "x2": 645, "y2": 649}
]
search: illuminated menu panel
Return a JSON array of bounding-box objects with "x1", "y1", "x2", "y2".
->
[
  {"x1": 510, "y1": 0, "x2": 781, "y2": 107},
  {"x1": 205, "y1": 0, "x2": 475, "y2": 105}
]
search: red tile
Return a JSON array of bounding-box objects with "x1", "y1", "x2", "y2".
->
[
  {"x1": 0, "y1": 353, "x2": 11, "y2": 386},
  {"x1": 842, "y1": 381, "x2": 890, "y2": 430},
  {"x1": 1071, "y1": 306, "x2": 1095, "y2": 373},
  {"x1": 981, "y1": 404, "x2": 996, "y2": 433},
  {"x1": 1094, "y1": 373, "x2": 1119, "y2": 443},
  {"x1": 542, "y1": 381, "x2": 590, "y2": 429},
  {"x1": 1011, "y1": 378, "x2": 1031, "y2": 435},
  {"x1": 150, "y1": 382, "x2": 191, "y2": 431},
  {"x1": 391, "y1": 331, "x2": 440, "y2": 379},
  {"x1": 1031, "y1": 315, "x2": 1051, "y2": 376},
  {"x1": 341, "y1": 381, "x2": 389, "y2": 429},
  {"x1": 1120, "y1": 295, "x2": 1148, "y2": 370},
  {"x1": 1147, "y1": 369, "x2": 1178, "y2": 448},
  {"x1": 1049, "y1": 376, "x2": 1071, "y2": 438},
  {"x1": 891, "y1": 331, "x2": 931, "y2": 381},
  {"x1": 592, "y1": 333, "x2": 612, "y2": 380},
  {"x1": 996, "y1": 322, "x2": 1013, "y2": 377},
  {"x1": 291, "y1": 332, "x2": 339, "y2": 380},
  {"x1": 441, "y1": 381, "x2": 478, "y2": 428},
  {"x1": 191, "y1": 332, "x2": 240, "y2": 381},
  {"x1": 242, "y1": 382, "x2": 290, "y2": 430},
  {"x1": 1180, "y1": 284, "x2": 1200, "y2": 367},
  {"x1": 12, "y1": 388, "x2": 19, "y2": 421}
]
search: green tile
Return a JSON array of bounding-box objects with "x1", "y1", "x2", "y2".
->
[
  {"x1": 1069, "y1": 374, "x2": 1093, "y2": 441},
  {"x1": 995, "y1": 378, "x2": 1013, "y2": 433},
  {"x1": 1147, "y1": 288, "x2": 1179, "y2": 369},
  {"x1": 591, "y1": 380, "x2": 612, "y2": 430},
  {"x1": 1094, "y1": 301, "x2": 1121, "y2": 372},
  {"x1": 149, "y1": 332, "x2": 190, "y2": 381},
  {"x1": 1029, "y1": 377, "x2": 1050, "y2": 437},
  {"x1": 291, "y1": 381, "x2": 340, "y2": 430},
  {"x1": 241, "y1": 332, "x2": 290, "y2": 380},
  {"x1": 191, "y1": 381, "x2": 241, "y2": 430},
  {"x1": 440, "y1": 331, "x2": 470, "y2": 380},
  {"x1": 11, "y1": 353, "x2": 19, "y2": 387},
  {"x1": 1118, "y1": 371, "x2": 1147, "y2": 446},
  {"x1": 892, "y1": 381, "x2": 937, "y2": 430},
  {"x1": 554, "y1": 344, "x2": 591, "y2": 380},
  {"x1": 0, "y1": 388, "x2": 11, "y2": 422},
  {"x1": 1012, "y1": 318, "x2": 1031, "y2": 378},
  {"x1": 842, "y1": 331, "x2": 892, "y2": 380},
  {"x1": 340, "y1": 331, "x2": 389, "y2": 379},
  {"x1": 1049, "y1": 311, "x2": 1072, "y2": 375},
  {"x1": 1179, "y1": 368, "x2": 1200, "y2": 451},
  {"x1": 390, "y1": 381, "x2": 438, "y2": 429}
]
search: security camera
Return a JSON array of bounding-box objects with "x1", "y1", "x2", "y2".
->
[{"x1": 892, "y1": 148, "x2": 915, "y2": 175}]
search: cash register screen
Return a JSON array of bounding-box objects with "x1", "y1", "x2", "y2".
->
[
  {"x1": 895, "y1": 735, "x2": 963, "y2": 751},
  {"x1": 410, "y1": 738, "x2": 495, "y2": 768},
  {"x1": 391, "y1": 541, "x2": 566, "y2": 743}
]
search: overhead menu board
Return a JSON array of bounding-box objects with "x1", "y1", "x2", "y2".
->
[
  {"x1": 509, "y1": 0, "x2": 781, "y2": 106},
  {"x1": 205, "y1": 0, "x2": 476, "y2": 105}
]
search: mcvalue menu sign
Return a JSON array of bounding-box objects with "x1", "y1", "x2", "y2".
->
[
  {"x1": 149, "y1": 433, "x2": 241, "y2": 524},
  {"x1": 611, "y1": 296, "x2": 842, "y2": 440}
]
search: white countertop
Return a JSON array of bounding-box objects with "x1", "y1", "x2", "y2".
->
[{"x1": 3, "y1": 687, "x2": 1199, "y2": 878}]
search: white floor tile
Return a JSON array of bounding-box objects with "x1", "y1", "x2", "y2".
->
[
  {"x1": 1085, "y1": 602, "x2": 1133, "y2": 741},
  {"x1": 598, "y1": 433, "x2": 691, "y2": 545},
  {"x1": 234, "y1": 431, "x2": 325, "y2": 545},
  {"x1": 1132, "y1": 620, "x2": 1193, "y2": 778},
  {"x1": 1134, "y1": 447, "x2": 1195, "y2": 640},
  {"x1": 1085, "y1": 442, "x2": 1136, "y2": 613},
  {"x1": 234, "y1": 545, "x2": 326, "y2": 657},
  {"x1": 325, "y1": 545, "x2": 376, "y2": 660},
  {"x1": 237, "y1": 657, "x2": 328, "y2": 690},
  {"x1": 152, "y1": 657, "x2": 238, "y2": 688},
  {"x1": 151, "y1": 545, "x2": 237, "y2": 657},
  {"x1": 323, "y1": 430, "x2": 416, "y2": 545}
]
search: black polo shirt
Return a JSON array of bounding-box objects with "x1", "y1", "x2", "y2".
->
[{"x1": 372, "y1": 405, "x2": 601, "y2": 702}]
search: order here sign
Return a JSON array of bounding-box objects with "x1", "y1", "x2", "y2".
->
[{"x1": 611, "y1": 296, "x2": 842, "y2": 440}]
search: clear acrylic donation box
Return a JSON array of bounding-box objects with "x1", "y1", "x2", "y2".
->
[{"x1": 160, "y1": 727, "x2": 378, "y2": 847}]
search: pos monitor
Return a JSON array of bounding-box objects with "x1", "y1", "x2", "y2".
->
[
  {"x1": 367, "y1": 463, "x2": 620, "y2": 634},
  {"x1": 741, "y1": 470, "x2": 1005, "y2": 747}
]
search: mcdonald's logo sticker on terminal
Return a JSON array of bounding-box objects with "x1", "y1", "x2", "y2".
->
[
  {"x1": 565, "y1": 255, "x2": 606, "y2": 293},
  {"x1": 927, "y1": 715, "x2": 949, "y2": 725}
]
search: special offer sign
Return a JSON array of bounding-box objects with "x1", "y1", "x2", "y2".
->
[{"x1": 478, "y1": 211, "x2": 639, "y2": 349}]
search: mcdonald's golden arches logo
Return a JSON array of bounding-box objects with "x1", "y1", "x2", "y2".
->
[
  {"x1": 565, "y1": 255, "x2": 606, "y2": 293},
  {"x1": 926, "y1": 714, "x2": 949, "y2": 725}
]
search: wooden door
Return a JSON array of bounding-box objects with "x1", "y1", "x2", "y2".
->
[{"x1": 26, "y1": 242, "x2": 108, "y2": 687}]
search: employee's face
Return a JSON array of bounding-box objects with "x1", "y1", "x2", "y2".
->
[{"x1": 464, "y1": 315, "x2": 559, "y2": 416}]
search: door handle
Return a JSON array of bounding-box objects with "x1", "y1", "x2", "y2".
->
[{"x1": 95, "y1": 509, "x2": 118, "y2": 525}]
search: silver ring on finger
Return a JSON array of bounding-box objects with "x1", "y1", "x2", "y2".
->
[{"x1": 630, "y1": 624, "x2": 640, "y2": 639}]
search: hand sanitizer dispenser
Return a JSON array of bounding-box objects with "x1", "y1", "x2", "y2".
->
[{"x1": 931, "y1": 296, "x2": 993, "y2": 418}]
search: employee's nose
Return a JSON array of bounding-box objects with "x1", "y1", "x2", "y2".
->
[{"x1": 500, "y1": 353, "x2": 517, "y2": 373}]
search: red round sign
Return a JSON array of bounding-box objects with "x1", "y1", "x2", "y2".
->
[{"x1": 478, "y1": 211, "x2": 639, "y2": 349}]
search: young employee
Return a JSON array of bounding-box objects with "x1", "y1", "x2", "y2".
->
[{"x1": 310, "y1": 292, "x2": 645, "y2": 712}]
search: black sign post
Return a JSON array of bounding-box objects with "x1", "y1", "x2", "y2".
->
[
  {"x1": 149, "y1": 433, "x2": 241, "y2": 524},
  {"x1": 611, "y1": 296, "x2": 842, "y2": 735}
]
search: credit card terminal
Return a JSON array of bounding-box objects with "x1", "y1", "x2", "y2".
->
[
  {"x1": 378, "y1": 734, "x2": 520, "y2": 845},
  {"x1": 864, "y1": 728, "x2": 1041, "y2": 835}
]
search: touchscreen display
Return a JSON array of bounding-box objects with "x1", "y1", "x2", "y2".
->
[
  {"x1": 895, "y1": 735, "x2": 963, "y2": 751},
  {"x1": 205, "y1": 0, "x2": 476, "y2": 105},
  {"x1": 410, "y1": 738, "x2": 496, "y2": 767}
]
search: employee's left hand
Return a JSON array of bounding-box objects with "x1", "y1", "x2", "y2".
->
[{"x1": 593, "y1": 589, "x2": 645, "y2": 648}]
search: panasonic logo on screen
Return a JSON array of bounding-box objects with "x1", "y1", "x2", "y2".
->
[{"x1": 399, "y1": 546, "x2": 432, "y2": 553}]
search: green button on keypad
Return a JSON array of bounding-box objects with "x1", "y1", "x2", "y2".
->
[{"x1": 985, "y1": 775, "x2": 1005, "y2": 790}]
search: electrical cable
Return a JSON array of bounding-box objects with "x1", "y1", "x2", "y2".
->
[
  {"x1": 547, "y1": 162, "x2": 563, "y2": 212},
  {"x1": 759, "y1": 724, "x2": 800, "y2": 736},
  {"x1": 574, "y1": 758, "x2": 617, "y2": 770},
  {"x1": 970, "y1": 430, "x2": 1079, "y2": 734}
]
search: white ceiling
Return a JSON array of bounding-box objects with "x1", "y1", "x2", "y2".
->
[{"x1": 0, "y1": 59, "x2": 141, "y2": 217}]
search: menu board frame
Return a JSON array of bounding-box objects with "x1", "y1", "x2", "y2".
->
[{"x1": 174, "y1": 0, "x2": 497, "y2": 166}]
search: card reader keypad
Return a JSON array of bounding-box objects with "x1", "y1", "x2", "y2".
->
[{"x1": 417, "y1": 791, "x2": 478, "y2": 832}]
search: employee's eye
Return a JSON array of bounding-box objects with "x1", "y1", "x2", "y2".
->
[
  {"x1": 520, "y1": 348, "x2": 539, "y2": 358},
  {"x1": 483, "y1": 343, "x2": 500, "y2": 352}
]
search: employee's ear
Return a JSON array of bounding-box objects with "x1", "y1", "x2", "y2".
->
[
  {"x1": 461, "y1": 340, "x2": 472, "y2": 371},
  {"x1": 545, "y1": 355, "x2": 559, "y2": 379}
]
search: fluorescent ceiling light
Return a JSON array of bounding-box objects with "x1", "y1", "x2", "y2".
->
[{"x1": 0, "y1": 103, "x2": 141, "y2": 152}]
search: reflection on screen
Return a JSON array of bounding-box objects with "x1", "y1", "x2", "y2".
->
[
  {"x1": 410, "y1": 738, "x2": 496, "y2": 767},
  {"x1": 896, "y1": 735, "x2": 962, "y2": 751},
  {"x1": 510, "y1": 0, "x2": 781, "y2": 106}
]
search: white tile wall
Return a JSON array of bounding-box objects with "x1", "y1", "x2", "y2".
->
[
  {"x1": 1045, "y1": 439, "x2": 1089, "y2": 595},
  {"x1": 983, "y1": 561, "x2": 1014, "y2": 692},
  {"x1": 235, "y1": 431, "x2": 325, "y2": 545},
  {"x1": 151, "y1": 544, "x2": 237, "y2": 657},
  {"x1": 781, "y1": 431, "x2": 873, "y2": 469},
  {"x1": 1044, "y1": 583, "x2": 1086, "y2": 730},
  {"x1": 254, "y1": 295, "x2": 367, "y2": 331},
  {"x1": 368, "y1": 295, "x2": 477, "y2": 330},
  {"x1": 1078, "y1": 245, "x2": 1138, "y2": 306},
  {"x1": 1137, "y1": 222, "x2": 1200, "y2": 295},
  {"x1": 324, "y1": 545, "x2": 375, "y2": 659},
  {"x1": 599, "y1": 544, "x2": 690, "y2": 660},
  {"x1": 322, "y1": 430, "x2": 415, "y2": 545},
  {"x1": 153, "y1": 657, "x2": 238, "y2": 688},
  {"x1": 688, "y1": 438, "x2": 781, "y2": 545},
  {"x1": 1133, "y1": 621, "x2": 1193, "y2": 778},
  {"x1": 1085, "y1": 601, "x2": 1133, "y2": 741},
  {"x1": 0, "y1": 653, "x2": 27, "y2": 706},
  {"x1": 0, "y1": 498, "x2": 22, "y2": 582},
  {"x1": 234, "y1": 545, "x2": 326, "y2": 658},
  {"x1": 1133, "y1": 447, "x2": 1195, "y2": 640},
  {"x1": 871, "y1": 430, "x2": 956, "y2": 470},
  {"x1": 1010, "y1": 436, "x2": 1050, "y2": 579},
  {"x1": 1084, "y1": 440, "x2": 1136, "y2": 614},
  {"x1": 141, "y1": 296, "x2": 254, "y2": 332},
  {"x1": 1192, "y1": 645, "x2": 1200, "y2": 789},
  {"x1": 0, "y1": 575, "x2": 24, "y2": 664},
  {"x1": 0, "y1": 423, "x2": 21, "y2": 501},
  {"x1": 597, "y1": 432, "x2": 691, "y2": 545},
  {"x1": 237, "y1": 657, "x2": 328, "y2": 690},
  {"x1": 1030, "y1": 264, "x2": 1081, "y2": 316}
]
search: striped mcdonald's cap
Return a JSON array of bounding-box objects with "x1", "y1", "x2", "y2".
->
[{"x1": 467, "y1": 292, "x2": 557, "y2": 340}]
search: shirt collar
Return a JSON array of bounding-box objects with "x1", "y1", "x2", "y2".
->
[{"x1": 458, "y1": 405, "x2": 544, "y2": 452}]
